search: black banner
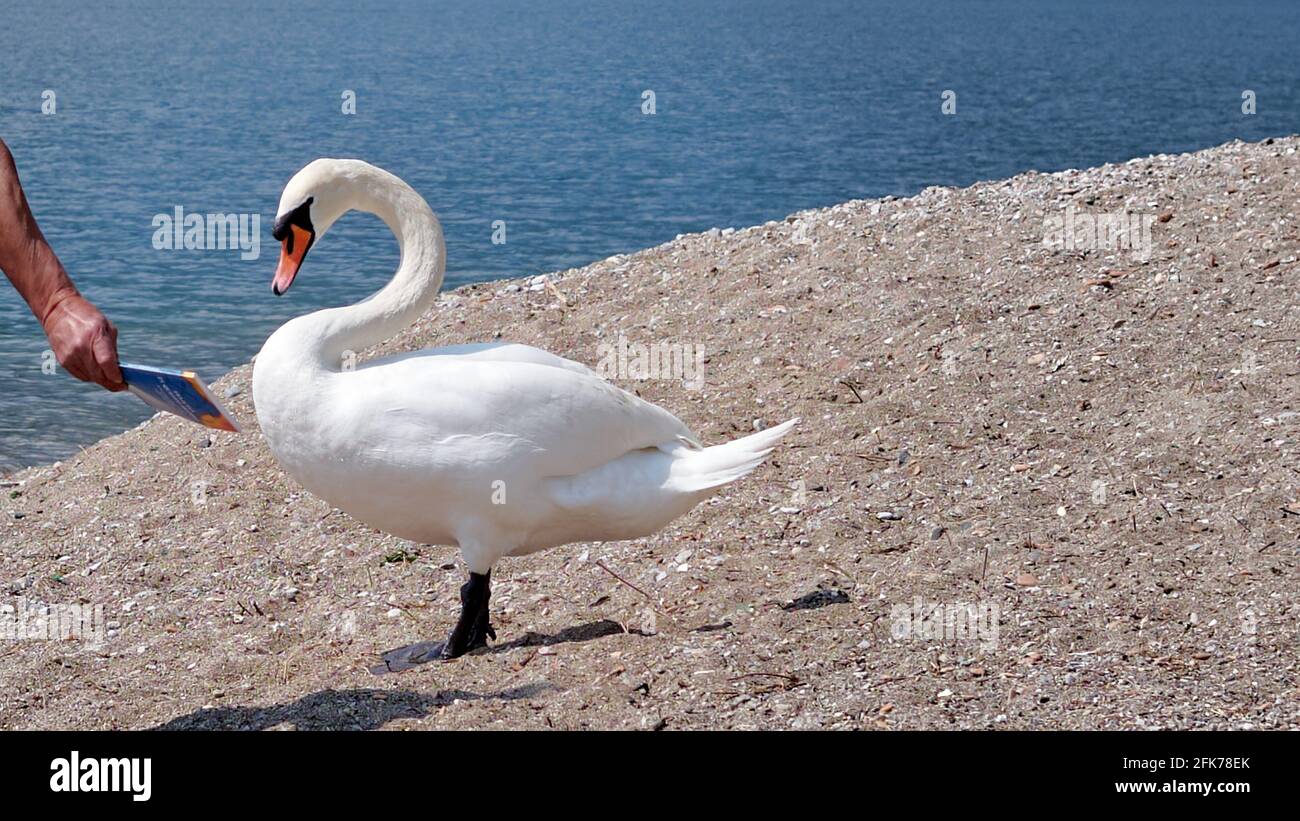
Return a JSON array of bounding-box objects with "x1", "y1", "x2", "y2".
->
[{"x1": 1, "y1": 731, "x2": 1283, "y2": 808}]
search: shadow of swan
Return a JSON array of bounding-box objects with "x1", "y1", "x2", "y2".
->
[
  {"x1": 150, "y1": 683, "x2": 553, "y2": 731},
  {"x1": 374, "y1": 618, "x2": 642, "y2": 674},
  {"x1": 491, "y1": 618, "x2": 641, "y2": 653}
]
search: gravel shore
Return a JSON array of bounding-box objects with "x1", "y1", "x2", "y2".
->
[{"x1": 3, "y1": 136, "x2": 1298, "y2": 730}]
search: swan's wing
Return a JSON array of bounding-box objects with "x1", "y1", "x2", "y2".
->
[
  {"x1": 344, "y1": 352, "x2": 698, "y2": 479},
  {"x1": 367, "y1": 342, "x2": 599, "y2": 379}
]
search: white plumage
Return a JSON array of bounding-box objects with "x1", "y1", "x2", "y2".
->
[{"x1": 252, "y1": 158, "x2": 796, "y2": 658}]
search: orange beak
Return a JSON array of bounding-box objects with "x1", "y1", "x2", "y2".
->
[{"x1": 272, "y1": 224, "x2": 314, "y2": 295}]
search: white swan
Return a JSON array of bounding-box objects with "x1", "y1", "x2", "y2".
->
[{"x1": 252, "y1": 159, "x2": 797, "y2": 661}]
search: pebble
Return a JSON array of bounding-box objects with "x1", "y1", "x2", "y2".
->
[{"x1": 876, "y1": 511, "x2": 902, "y2": 521}]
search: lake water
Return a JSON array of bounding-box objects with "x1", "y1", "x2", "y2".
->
[{"x1": 2, "y1": 0, "x2": 1298, "y2": 471}]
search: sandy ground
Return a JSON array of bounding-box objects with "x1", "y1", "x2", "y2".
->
[{"x1": 2, "y1": 136, "x2": 1299, "y2": 730}]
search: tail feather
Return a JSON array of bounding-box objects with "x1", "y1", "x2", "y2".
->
[{"x1": 665, "y1": 418, "x2": 799, "y2": 493}]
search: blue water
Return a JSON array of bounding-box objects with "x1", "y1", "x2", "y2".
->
[{"x1": 2, "y1": 0, "x2": 1298, "y2": 471}]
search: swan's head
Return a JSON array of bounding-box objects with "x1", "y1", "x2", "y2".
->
[{"x1": 271, "y1": 158, "x2": 361, "y2": 295}]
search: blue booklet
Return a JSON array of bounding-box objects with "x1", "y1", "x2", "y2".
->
[{"x1": 120, "y1": 363, "x2": 241, "y2": 433}]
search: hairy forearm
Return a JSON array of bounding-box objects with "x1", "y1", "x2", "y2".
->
[
  {"x1": 0, "y1": 138, "x2": 78, "y2": 324},
  {"x1": 0, "y1": 138, "x2": 123, "y2": 390}
]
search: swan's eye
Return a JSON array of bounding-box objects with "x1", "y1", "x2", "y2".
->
[{"x1": 272, "y1": 196, "x2": 314, "y2": 242}]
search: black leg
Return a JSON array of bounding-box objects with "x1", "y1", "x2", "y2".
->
[
  {"x1": 441, "y1": 570, "x2": 494, "y2": 659},
  {"x1": 371, "y1": 569, "x2": 496, "y2": 674}
]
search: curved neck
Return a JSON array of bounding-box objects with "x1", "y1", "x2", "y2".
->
[{"x1": 307, "y1": 169, "x2": 445, "y2": 369}]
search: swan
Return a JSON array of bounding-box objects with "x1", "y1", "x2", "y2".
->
[{"x1": 252, "y1": 159, "x2": 797, "y2": 662}]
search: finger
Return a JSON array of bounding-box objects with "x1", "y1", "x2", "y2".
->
[
  {"x1": 79, "y1": 339, "x2": 113, "y2": 390},
  {"x1": 69, "y1": 333, "x2": 110, "y2": 387},
  {"x1": 93, "y1": 332, "x2": 125, "y2": 390},
  {"x1": 60, "y1": 347, "x2": 94, "y2": 383}
]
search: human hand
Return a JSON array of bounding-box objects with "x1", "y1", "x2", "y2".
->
[{"x1": 42, "y1": 291, "x2": 126, "y2": 391}]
